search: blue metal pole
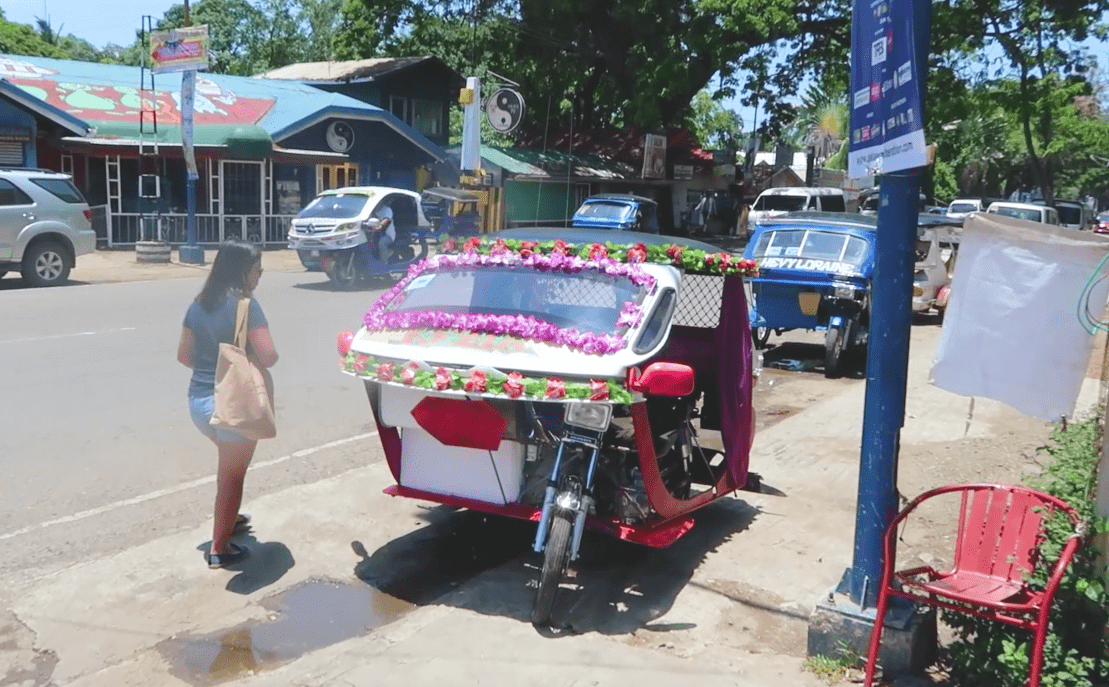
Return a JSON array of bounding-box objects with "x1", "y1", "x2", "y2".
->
[{"x1": 848, "y1": 0, "x2": 932, "y2": 608}]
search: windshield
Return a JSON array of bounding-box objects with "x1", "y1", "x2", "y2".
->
[
  {"x1": 753, "y1": 229, "x2": 869, "y2": 265},
  {"x1": 754, "y1": 194, "x2": 807, "y2": 212},
  {"x1": 297, "y1": 193, "x2": 371, "y2": 219},
  {"x1": 388, "y1": 266, "x2": 643, "y2": 336},
  {"x1": 575, "y1": 201, "x2": 633, "y2": 221},
  {"x1": 1056, "y1": 205, "x2": 1083, "y2": 225},
  {"x1": 948, "y1": 202, "x2": 978, "y2": 214},
  {"x1": 993, "y1": 206, "x2": 1042, "y2": 222}
]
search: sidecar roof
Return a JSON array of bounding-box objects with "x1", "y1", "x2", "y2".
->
[{"x1": 493, "y1": 227, "x2": 722, "y2": 254}]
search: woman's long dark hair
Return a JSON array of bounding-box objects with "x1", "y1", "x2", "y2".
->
[{"x1": 195, "y1": 240, "x2": 262, "y2": 310}]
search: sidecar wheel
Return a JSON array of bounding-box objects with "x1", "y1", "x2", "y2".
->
[
  {"x1": 753, "y1": 327, "x2": 771, "y2": 349},
  {"x1": 532, "y1": 511, "x2": 572, "y2": 626},
  {"x1": 824, "y1": 327, "x2": 846, "y2": 378}
]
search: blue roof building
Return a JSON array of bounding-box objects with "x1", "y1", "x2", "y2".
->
[{"x1": 0, "y1": 54, "x2": 456, "y2": 247}]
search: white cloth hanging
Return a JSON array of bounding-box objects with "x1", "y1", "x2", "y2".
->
[{"x1": 930, "y1": 213, "x2": 1109, "y2": 420}]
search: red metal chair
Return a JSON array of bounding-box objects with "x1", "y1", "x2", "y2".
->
[{"x1": 864, "y1": 483, "x2": 1084, "y2": 687}]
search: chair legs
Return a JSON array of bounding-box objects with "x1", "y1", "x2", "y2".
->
[
  {"x1": 1028, "y1": 604, "x2": 1053, "y2": 687},
  {"x1": 864, "y1": 585, "x2": 893, "y2": 687}
]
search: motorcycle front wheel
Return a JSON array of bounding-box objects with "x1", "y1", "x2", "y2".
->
[
  {"x1": 824, "y1": 326, "x2": 847, "y2": 378},
  {"x1": 532, "y1": 510, "x2": 573, "y2": 626},
  {"x1": 329, "y1": 251, "x2": 357, "y2": 290}
]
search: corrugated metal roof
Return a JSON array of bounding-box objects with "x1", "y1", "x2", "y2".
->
[
  {"x1": 0, "y1": 54, "x2": 447, "y2": 160},
  {"x1": 256, "y1": 56, "x2": 436, "y2": 83},
  {"x1": 478, "y1": 145, "x2": 636, "y2": 179}
]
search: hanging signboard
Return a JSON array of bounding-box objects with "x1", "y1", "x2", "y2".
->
[
  {"x1": 642, "y1": 133, "x2": 666, "y2": 179},
  {"x1": 847, "y1": 0, "x2": 926, "y2": 178},
  {"x1": 149, "y1": 25, "x2": 210, "y2": 74}
]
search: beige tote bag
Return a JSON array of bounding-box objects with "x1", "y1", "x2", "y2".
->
[{"x1": 210, "y1": 297, "x2": 276, "y2": 440}]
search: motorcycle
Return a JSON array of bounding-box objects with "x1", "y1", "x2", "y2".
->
[
  {"x1": 317, "y1": 217, "x2": 430, "y2": 289},
  {"x1": 335, "y1": 227, "x2": 761, "y2": 626}
]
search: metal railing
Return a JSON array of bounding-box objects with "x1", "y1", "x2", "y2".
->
[{"x1": 99, "y1": 208, "x2": 296, "y2": 247}]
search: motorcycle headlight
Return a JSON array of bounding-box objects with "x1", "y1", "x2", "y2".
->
[
  {"x1": 833, "y1": 284, "x2": 857, "y2": 299},
  {"x1": 337, "y1": 222, "x2": 357, "y2": 231},
  {"x1": 564, "y1": 401, "x2": 612, "y2": 431}
]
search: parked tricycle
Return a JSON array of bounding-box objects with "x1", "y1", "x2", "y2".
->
[
  {"x1": 420, "y1": 186, "x2": 483, "y2": 237},
  {"x1": 912, "y1": 214, "x2": 961, "y2": 318},
  {"x1": 744, "y1": 212, "x2": 876, "y2": 377},
  {"x1": 336, "y1": 228, "x2": 760, "y2": 626}
]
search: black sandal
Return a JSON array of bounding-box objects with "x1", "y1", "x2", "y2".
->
[
  {"x1": 233, "y1": 513, "x2": 252, "y2": 533},
  {"x1": 208, "y1": 543, "x2": 250, "y2": 569}
]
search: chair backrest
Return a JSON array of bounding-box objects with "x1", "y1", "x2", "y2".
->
[{"x1": 952, "y1": 485, "x2": 1073, "y2": 583}]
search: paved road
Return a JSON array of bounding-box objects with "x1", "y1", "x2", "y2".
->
[{"x1": 0, "y1": 270, "x2": 390, "y2": 591}]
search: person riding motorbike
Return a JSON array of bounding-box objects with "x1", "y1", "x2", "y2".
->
[{"x1": 366, "y1": 202, "x2": 395, "y2": 263}]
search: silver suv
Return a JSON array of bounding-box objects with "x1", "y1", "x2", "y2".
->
[{"x1": 0, "y1": 168, "x2": 95, "y2": 287}]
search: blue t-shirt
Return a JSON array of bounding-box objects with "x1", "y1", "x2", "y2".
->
[{"x1": 183, "y1": 294, "x2": 268, "y2": 398}]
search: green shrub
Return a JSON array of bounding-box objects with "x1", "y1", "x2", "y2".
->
[{"x1": 944, "y1": 418, "x2": 1109, "y2": 687}]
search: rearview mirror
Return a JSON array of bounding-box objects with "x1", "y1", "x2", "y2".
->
[{"x1": 627, "y1": 362, "x2": 695, "y2": 397}]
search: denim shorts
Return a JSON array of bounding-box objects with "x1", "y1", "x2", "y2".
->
[{"x1": 189, "y1": 395, "x2": 253, "y2": 444}]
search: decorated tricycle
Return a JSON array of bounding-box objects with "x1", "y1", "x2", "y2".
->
[{"x1": 336, "y1": 228, "x2": 760, "y2": 625}]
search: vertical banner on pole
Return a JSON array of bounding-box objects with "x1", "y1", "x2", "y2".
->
[
  {"x1": 848, "y1": 0, "x2": 927, "y2": 178},
  {"x1": 181, "y1": 70, "x2": 198, "y2": 181}
]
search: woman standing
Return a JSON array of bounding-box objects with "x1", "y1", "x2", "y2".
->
[{"x1": 177, "y1": 240, "x2": 279, "y2": 569}]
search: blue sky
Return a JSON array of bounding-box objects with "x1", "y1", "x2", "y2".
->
[{"x1": 1, "y1": 0, "x2": 173, "y2": 47}]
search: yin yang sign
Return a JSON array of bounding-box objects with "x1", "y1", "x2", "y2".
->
[{"x1": 485, "y1": 88, "x2": 525, "y2": 133}]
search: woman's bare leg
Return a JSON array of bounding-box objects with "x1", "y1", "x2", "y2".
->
[{"x1": 211, "y1": 439, "x2": 257, "y2": 555}]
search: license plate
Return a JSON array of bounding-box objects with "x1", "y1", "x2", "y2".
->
[{"x1": 309, "y1": 250, "x2": 320, "y2": 257}]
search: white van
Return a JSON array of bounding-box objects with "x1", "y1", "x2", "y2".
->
[
  {"x1": 985, "y1": 201, "x2": 1060, "y2": 226},
  {"x1": 747, "y1": 187, "x2": 847, "y2": 235}
]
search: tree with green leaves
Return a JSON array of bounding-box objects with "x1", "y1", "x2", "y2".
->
[
  {"x1": 928, "y1": 0, "x2": 1109, "y2": 204},
  {"x1": 687, "y1": 90, "x2": 744, "y2": 151},
  {"x1": 334, "y1": 0, "x2": 851, "y2": 139}
]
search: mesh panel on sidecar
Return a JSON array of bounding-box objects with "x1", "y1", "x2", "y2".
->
[
  {"x1": 540, "y1": 276, "x2": 619, "y2": 308},
  {"x1": 674, "y1": 273, "x2": 722, "y2": 328}
]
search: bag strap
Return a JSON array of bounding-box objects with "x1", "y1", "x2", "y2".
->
[{"x1": 234, "y1": 297, "x2": 250, "y2": 349}]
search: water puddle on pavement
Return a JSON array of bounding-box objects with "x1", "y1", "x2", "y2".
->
[{"x1": 158, "y1": 578, "x2": 413, "y2": 685}]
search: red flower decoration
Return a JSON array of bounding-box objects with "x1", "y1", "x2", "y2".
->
[
  {"x1": 520, "y1": 240, "x2": 538, "y2": 258},
  {"x1": 588, "y1": 243, "x2": 608, "y2": 260},
  {"x1": 666, "y1": 244, "x2": 685, "y2": 261},
  {"x1": 491, "y1": 238, "x2": 509, "y2": 255},
  {"x1": 546, "y1": 377, "x2": 566, "y2": 399},
  {"x1": 718, "y1": 252, "x2": 732, "y2": 270},
  {"x1": 337, "y1": 330, "x2": 354, "y2": 357},
  {"x1": 589, "y1": 379, "x2": 610, "y2": 401},
  {"x1": 434, "y1": 366, "x2": 452, "y2": 390},
  {"x1": 376, "y1": 362, "x2": 395, "y2": 381},
  {"x1": 465, "y1": 369, "x2": 488, "y2": 393},
  {"x1": 704, "y1": 253, "x2": 716, "y2": 266},
  {"x1": 503, "y1": 371, "x2": 525, "y2": 398},
  {"x1": 444, "y1": 237, "x2": 458, "y2": 252},
  {"x1": 462, "y1": 236, "x2": 481, "y2": 253},
  {"x1": 400, "y1": 361, "x2": 419, "y2": 384},
  {"x1": 353, "y1": 354, "x2": 369, "y2": 374},
  {"x1": 626, "y1": 243, "x2": 647, "y2": 263},
  {"x1": 552, "y1": 239, "x2": 569, "y2": 254}
]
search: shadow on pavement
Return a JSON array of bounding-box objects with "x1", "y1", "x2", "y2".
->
[
  {"x1": 351, "y1": 497, "x2": 759, "y2": 637},
  {"x1": 195, "y1": 534, "x2": 295, "y2": 594}
]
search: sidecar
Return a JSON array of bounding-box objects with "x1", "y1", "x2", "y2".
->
[{"x1": 337, "y1": 228, "x2": 759, "y2": 624}]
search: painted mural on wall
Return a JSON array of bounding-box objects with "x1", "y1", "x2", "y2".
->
[{"x1": 0, "y1": 58, "x2": 274, "y2": 125}]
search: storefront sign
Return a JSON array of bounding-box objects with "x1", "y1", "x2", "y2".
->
[
  {"x1": 0, "y1": 126, "x2": 32, "y2": 142},
  {"x1": 848, "y1": 0, "x2": 926, "y2": 177},
  {"x1": 674, "y1": 164, "x2": 694, "y2": 179},
  {"x1": 642, "y1": 133, "x2": 666, "y2": 179},
  {"x1": 149, "y1": 25, "x2": 210, "y2": 74}
]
